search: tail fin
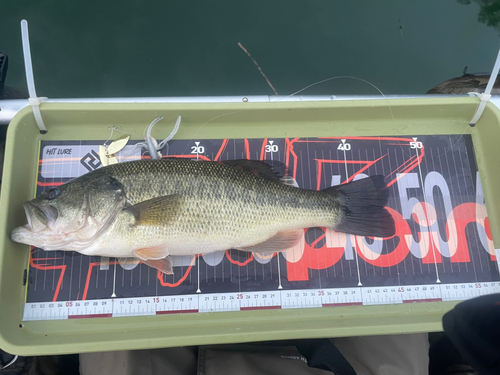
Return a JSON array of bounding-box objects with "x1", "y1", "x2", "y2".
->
[{"x1": 325, "y1": 176, "x2": 395, "y2": 238}]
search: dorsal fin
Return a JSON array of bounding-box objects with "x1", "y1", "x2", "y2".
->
[{"x1": 220, "y1": 159, "x2": 287, "y2": 183}]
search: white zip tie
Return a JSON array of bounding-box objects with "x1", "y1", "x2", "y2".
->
[
  {"x1": 469, "y1": 46, "x2": 500, "y2": 126},
  {"x1": 2, "y1": 355, "x2": 18, "y2": 370},
  {"x1": 146, "y1": 116, "x2": 164, "y2": 160},
  {"x1": 21, "y1": 19, "x2": 47, "y2": 133}
]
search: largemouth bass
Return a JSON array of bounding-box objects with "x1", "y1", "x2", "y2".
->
[{"x1": 11, "y1": 158, "x2": 395, "y2": 274}]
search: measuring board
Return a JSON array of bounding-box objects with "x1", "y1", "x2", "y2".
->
[{"x1": 22, "y1": 135, "x2": 500, "y2": 320}]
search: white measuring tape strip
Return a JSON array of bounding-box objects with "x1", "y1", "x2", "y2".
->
[
  {"x1": 21, "y1": 19, "x2": 48, "y2": 133},
  {"x1": 469, "y1": 46, "x2": 500, "y2": 126}
]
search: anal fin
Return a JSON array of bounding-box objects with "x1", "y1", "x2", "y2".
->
[
  {"x1": 236, "y1": 230, "x2": 303, "y2": 253},
  {"x1": 142, "y1": 256, "x2": 174, "y2": 275}
]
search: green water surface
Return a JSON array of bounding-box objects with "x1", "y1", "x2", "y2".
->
[{"x1": 0, "y1": 1, "x2": 499, "y2": 97}]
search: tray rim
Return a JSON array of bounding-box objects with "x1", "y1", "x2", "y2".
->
[{"x1": 0, "y1": 96, "x2": 498, "y2": 355}]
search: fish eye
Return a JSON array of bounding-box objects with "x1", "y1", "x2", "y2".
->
[
  {"x1": 107, "y1": 178, "x2": 122, "y2": 191},
  {"x1": 47, "y1": 188, "x2": 61, "y2": 200}
]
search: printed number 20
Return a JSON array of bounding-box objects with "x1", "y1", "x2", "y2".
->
[{"x1": 191, "y1": 145, "x2": 205, "y2": 154}]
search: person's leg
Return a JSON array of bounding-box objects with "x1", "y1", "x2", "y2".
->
[
  {"x1": 80, "y1": 347, "x2": 197, "y2": 375},
  {"x1": 333, "y1": 333, "x2": 429, "y2": 375}
]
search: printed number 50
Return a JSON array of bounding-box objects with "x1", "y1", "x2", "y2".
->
[{"x1": 410, "y1": 141, "x2": 423, "y2": 149}]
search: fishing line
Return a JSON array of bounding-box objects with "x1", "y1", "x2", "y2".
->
[
  {"x1": 287, "y1": 75, "x2": 392, "y2": 106},
  {"x1": 180, "y1": 75, "x2": 397, "y2": 157},
  {"x1": 286, "y1": 75, "x2": 476, "y2": 160},
  {"x1": 178, "y1": 110, "x2": 247, "y2": 156},
  {"x1": 107, "y1": 116, "x2": 182, "y2": 160},
  {"x1": 103, "y1": 126, "x2": 118, "y2": 147},
  {"x1": 102, "y1": 71, "x2": 472, "y2": 169},
  {"x1": 282, "y1": 75, "x2": 472, "y2": 160},
  {"x1": 424, "y1": 121, "x2": 472, "y2": 160},
  {"x1": 104, "y1": 126, "x2": 138, "y2": 146},
  {"x1": 421, "y1": 85, "x2": 487, "y2": 160}
]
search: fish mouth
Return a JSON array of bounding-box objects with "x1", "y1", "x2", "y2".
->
[
  {"x1": 10, "y1": 225, "x2": 33, "y2": 245},
  {"x1": 12, "y1": 193, "x2": 124, "y2": 251},
  {"x1": 23, "y1": 202, "x2": 58, "y2": 232},
  {"x1": 12, "y1": 203, "x2": 62, "y2": 248}
]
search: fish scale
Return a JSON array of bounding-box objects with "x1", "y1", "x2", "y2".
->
[
  {"x1": 109, "y1": 160, "x2": 332, "y2": 220},
  {"x1": 99, "y1": 159, "x2": 337, "y2": 255}
]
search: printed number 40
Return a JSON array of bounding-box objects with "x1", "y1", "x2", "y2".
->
[{"x1": 337, "y1": 143, "x2": 351, "y2": 151}]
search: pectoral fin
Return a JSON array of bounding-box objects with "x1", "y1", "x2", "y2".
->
[
  {"x1": 142, "y1": 256, "x2": 173, "y2": 275},
  {"x1": 236, "y1": 230, "x2": 303, "y2": 253},
  {"x1": 125, "y1": 195, "x2": 181, "y2": 226}
]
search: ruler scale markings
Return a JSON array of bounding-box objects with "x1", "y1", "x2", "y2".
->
[
  {"x1": 469, "y1": 142, "x2": 498, "y2": 275},
  {"x1": 458, "y1": 147, "x2": 472, "y2": 280},
  {"x1": 431, "y1": 147, "x2": 452, "y2": 275},
  {"x1": 328, "y1": 148, "x2": 335, "y2": 279},
  {"x1": 371, "y1": 146, "x2": 389, "y2": 276},
  {"x1": 321, "y1": 148, "x2": 329, "y2": 281},
  {"x1": 51, "y1": 255, "x2": 56, "y2": 293},
  {"x1": 457, "y1": 143, "x2": 481, "y2": 279},
  {"x1": 111, "y1": 262, "x2": 117, "y2": 298},
  {"x1": 314, "y1": 149, "x2": 322, "y2": 289},
  {"x1": 138, "y1": 262, "x2": 142, "y2": 287},
  {"x1": 42, "y1": 254, "x2": 47, "y2": 291},
  {"x1": 396, "y1": 148, "x2": 416, "y2": 277},
  {"x1": 334, "y1": 145, "x2": 345, "y2": 279},
  {"x1": 68, "y1": 252, "x2": 75, "y2": 300},
  {"x1": 33, "y1": 250, "x2": 38, "y2": 292},
  {"x1": 24, "y1": 281, "x2": 500, "y2": 320},
  {"x1": 104, "y1": 257, "x2": 109, "y2": 289},
  {"x1": 147, "y1": 263, "x2": 150, "y2": 286},
  {"x1": 343, "y1": 142, "x2": 362, "y2": 287},
  {"x1": 438, "y1": 148, "x2": 458, "y2": 273},
  {"x1": 196, "y1": 255, "x2": 201, "y2": 293},
  {"x1": 78, "y1": 252, "x2": 84, "y2": 292},
  {"x1": 425, "y1": 147, "x2": 449, "y2": 275},
  {"x1": 388, "y1": 147, "x2": 407, "y2": 280},
  {"x1": 415, "y1": 144, "x2": 441, "y2": 283}
]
